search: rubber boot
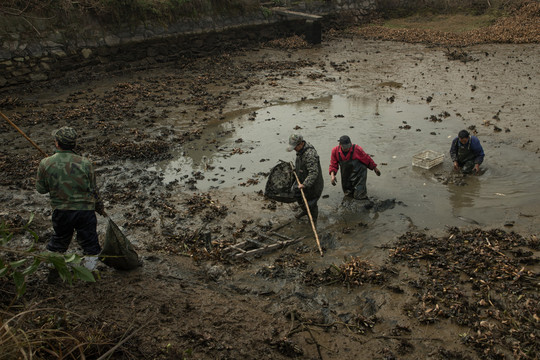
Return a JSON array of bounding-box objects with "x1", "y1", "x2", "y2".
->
[{"x1": 82, "y1": 256, "x2": 98, "y2": 271}]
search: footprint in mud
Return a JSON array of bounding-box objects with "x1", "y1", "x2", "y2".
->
[
  {"x1": 319, "y1": 232, "x2": 338, "y2": 249},
  {"x1": 339, "y1": 197, "x2": 372, "y2": 212},
  {"x1": 340, "y1": 197, "x2": 399, "y2": 213}
]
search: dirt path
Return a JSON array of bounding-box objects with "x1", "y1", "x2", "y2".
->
[{"x1": 1, "y1": 7, "x2": 539, "y2": 359}]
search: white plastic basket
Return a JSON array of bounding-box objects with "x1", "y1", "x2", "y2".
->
[{"x1": 412, "y1": 150, "x2": 444, "y2": 169}]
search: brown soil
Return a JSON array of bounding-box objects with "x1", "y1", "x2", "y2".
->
[{"x1": 1, "y1": 3, "x2": 539, "y2": 360}]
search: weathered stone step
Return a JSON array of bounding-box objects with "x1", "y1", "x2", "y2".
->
[{"x1": 272, "y1": 7, "x2": 323, "y2": 20}]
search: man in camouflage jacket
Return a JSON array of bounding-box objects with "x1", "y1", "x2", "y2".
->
[
  {"x1": 287, "y1": 134, "x2": 324, "y2": 222},
  {"x1": 36, "y1": 126, "x2": 104, "y2": 258}
]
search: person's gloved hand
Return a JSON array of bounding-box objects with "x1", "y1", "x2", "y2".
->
[
  {"x1": 330, "y1": 173, "x2": 337, "y2": 186},
  {"x1": 95, "y1": 201, "x2": 106, "y2": 216},
  {"x1": 374, "y1": 168, "x2": 381, "y2": 176}
]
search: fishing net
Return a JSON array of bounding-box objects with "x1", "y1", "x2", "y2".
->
[
  {"x1": 264, "y1": 160, "x2": 297, "y2": 203},
  {"x1": 100, "y1": 218, "x2": 140, "y2": 270}
]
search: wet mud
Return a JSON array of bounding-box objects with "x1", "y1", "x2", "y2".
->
[{"x1": 1, "y1": 10, "x2": 540, "y2": 360}]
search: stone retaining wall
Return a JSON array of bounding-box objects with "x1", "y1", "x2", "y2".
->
[{"x1": 5, "y1": 0, "x2": 454, "y2": 88}]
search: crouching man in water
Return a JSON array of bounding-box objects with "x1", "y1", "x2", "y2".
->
[
  {"x1": 329, "y1": 135, "x2": 381, "y2": 200},
  {"x1": 450, "y1": 130, "x2": 485, "y2": 174},
  {"x1": 287, "y1": 134, "x2": 324, "y2": 223},
  {"x1": 36, "y1": 126, "x2": 105, "y2": 270}
]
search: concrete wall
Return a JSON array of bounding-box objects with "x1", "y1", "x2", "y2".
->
[{"x1": 0, "y1": 0, "x2": 374, "y2": 88}]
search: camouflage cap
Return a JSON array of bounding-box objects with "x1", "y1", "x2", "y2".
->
[
  {"x1": 53, "y1": 126, "x2": 77, "y2": 146},
  {"x1": 287, "y1": 134, "x2": 303, "y2": 152}
]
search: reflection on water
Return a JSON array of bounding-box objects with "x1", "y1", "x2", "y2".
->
[
  {"x1": 448, "y1": 176, "x2": 481, "y2": 211},
  {"x1": 151, "y1": 94, "x2": 540, "y2": 234}
]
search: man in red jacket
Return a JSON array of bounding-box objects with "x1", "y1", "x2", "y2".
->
[{"x1": 329, "y1": 135, "x2": 381, "y2": 200}]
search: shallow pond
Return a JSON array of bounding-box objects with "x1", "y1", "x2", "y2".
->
[{"x1": 151, "y1": 94, "x2": 539, "y2": 259}]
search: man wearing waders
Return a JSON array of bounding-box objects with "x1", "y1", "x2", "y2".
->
[
  {"x1": 329, "y1": 135, "x2": 381, "y2": 200},
  {"x1": 450, "y1": 130, "x2": 485, "y2": 174},
  {"x1": 36, "y1": 126, "x2": 105, "y2": 271},
  {"x1": 287, "y1": 134, "x2": 324, "y2": 223}
]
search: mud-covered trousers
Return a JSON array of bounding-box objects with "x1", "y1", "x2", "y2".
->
[
  {"x1": 297, "y1": 197, "x2": 319, "y2": 222},
  {"x1": 47, "y1": 209, "x2": 101, "y2": 255},
  {"x1": 456, "y1": 138, "x2": 478, "y2": 174},
  {"x1": 341, "y1": 162, "x2": 368, "y2": 200},
  {"x1": 293, "y1": 186, "x2": 319, "y2": 222}
]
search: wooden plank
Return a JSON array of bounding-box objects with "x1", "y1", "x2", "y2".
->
[
  {"x1": 271, "y1": 219, "x2": 293, "y2": 232},
  {"x1": 270, "y1": 232, "x2": 294, "y2": 241},
  {"x1": 245, "y1": 238, "x2": 267, "y2": 248},
  {"x1": 224, "y1": 243, "x2": 247, "y2": 254},
  {"x1": 234, "y1": 238, "x2": 302, "y2": 258},
  {"x1": 272, "y1": 7, "x2": 322, "y2": 20},
  {"x1": 221, "y1": 241, "x2": 247, "y2": 253},
  {"x1": 255, "y1": 231, "x2": 280, "y2": 244}
]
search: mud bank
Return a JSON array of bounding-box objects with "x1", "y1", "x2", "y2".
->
[{"x1": 1, "y1": 14, "x2": 539, "y2": 360}]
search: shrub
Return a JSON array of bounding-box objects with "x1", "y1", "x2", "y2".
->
[{"x1": 0, "y1": 214, "x2": 95, "y2": 300}]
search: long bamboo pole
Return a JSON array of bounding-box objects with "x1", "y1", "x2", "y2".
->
[
  {"x1": 0, "y1": 110, "x2": 48, "y2": 157},
  {"x1": 290, "y1": 162, "x2": 323, "y2": 256}
]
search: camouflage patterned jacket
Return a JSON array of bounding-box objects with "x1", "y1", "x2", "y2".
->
[
  {"x1": 36, "y1": 150, "x2": 97, "y2": 210},
  {"x1": 295, "y1": 142, "x2": 324, "y2": 200}
]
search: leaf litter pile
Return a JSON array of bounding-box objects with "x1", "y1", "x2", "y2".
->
[
  {"x1": 304, "y1": 257, "x2": 392, "y2": 287},
  {"x1": 264, "y1": 35, "x2": 310, "y2": 50},
  {"x1": 389, "y1": 228, "x2": 539, "y2": 359},
  {"x1": 298, "y1": 228, "x2": 539, "y2": 359},
  {"x1": 354, "y1": 0, "x2": 540, "y2": 46}
]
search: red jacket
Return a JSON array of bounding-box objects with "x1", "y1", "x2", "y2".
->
[{"x1": 329, "y1": 144, "x2": 377, "y2": 174}]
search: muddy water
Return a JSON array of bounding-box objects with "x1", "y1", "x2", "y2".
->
[
  {"x1": 153, "y1": 94, "x2": 539, "y2": 260},
  {"x1": 155, "y1": 94, "x2": 539, "y2": 344}
]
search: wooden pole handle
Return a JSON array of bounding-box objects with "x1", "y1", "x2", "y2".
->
[
  {"x1": 290, "y1": 162, "x2": 323, "y2": 256},
  {"x1": 1, "y1": 110, "x2": 48, "y2": 157}
]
